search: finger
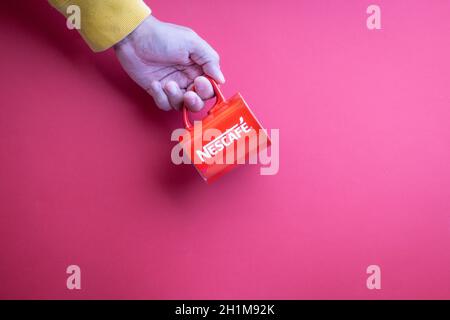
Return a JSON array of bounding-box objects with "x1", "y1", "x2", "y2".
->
[
  {"x1": 148, "y1": 81, "x2": 171, "y2": 111},
  {"x1": 194, "y1": 76, "x2": 214, "y2": 101},
  {"x1": 184, "y1": 91, "x2": 204, "y2": 112},
  {"x1": 189, "y1": 37, "x2": 225, "y2": 84},
  {"x1": 163, "y1": 81, "x2": 184, "y2": 110},
  {"x1": 202, "y1": 61, "x2": 225, "y2": 84}
]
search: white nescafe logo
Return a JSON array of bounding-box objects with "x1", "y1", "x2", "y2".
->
[{"x1": 196, "y1": 117, "x2": 252, "y2": 162}]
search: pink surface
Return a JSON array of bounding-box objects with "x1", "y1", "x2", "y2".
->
[{"x1": 0, "y1": 0, "x2": 450, "y2": 299}]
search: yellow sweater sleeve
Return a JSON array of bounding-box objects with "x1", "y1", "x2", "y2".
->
[{"x1": 48, "y1": 0, "x2": 151, "y2": 52}]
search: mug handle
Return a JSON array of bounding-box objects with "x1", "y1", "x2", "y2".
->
[{"x1": 183, "y1": 76, "x2": 226, "y2": 129}]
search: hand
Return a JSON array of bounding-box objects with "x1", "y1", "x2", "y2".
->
[{"x1": 114, "y1": 15, "x2": 225, "y2": 112}]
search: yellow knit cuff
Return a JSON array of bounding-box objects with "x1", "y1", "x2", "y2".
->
[{"x1": 48, "y1": 0, "x2": 151, "y2": 52}]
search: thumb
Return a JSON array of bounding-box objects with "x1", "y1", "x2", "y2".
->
[{"x1": 189, "y1": 36, "x2": 225, "y2": 84}]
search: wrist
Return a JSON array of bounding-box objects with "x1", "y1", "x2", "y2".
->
[{"x1": 114, "y1": 15, "x2": 158, "y2": 51}]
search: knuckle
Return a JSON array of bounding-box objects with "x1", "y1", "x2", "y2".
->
[{"x1": 186, "y1": 28, "x2": 198, "y2": 38}]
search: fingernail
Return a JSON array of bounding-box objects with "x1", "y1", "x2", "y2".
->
[{"x1": 217, "y1": 68, "x2": 225, "y2": 84}]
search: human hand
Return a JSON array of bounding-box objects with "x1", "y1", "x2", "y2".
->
[{"x1": 114, "y1": 15, "x2": 225, "y2": 112}]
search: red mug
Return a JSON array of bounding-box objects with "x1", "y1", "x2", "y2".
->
[{"x1": 181, "y1": 77, "x2": 271, "y2": 183}]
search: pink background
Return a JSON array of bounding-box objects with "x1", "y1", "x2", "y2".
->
[{"x1": 1, "y1": 0, "x2": 450, "y2": 299}]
